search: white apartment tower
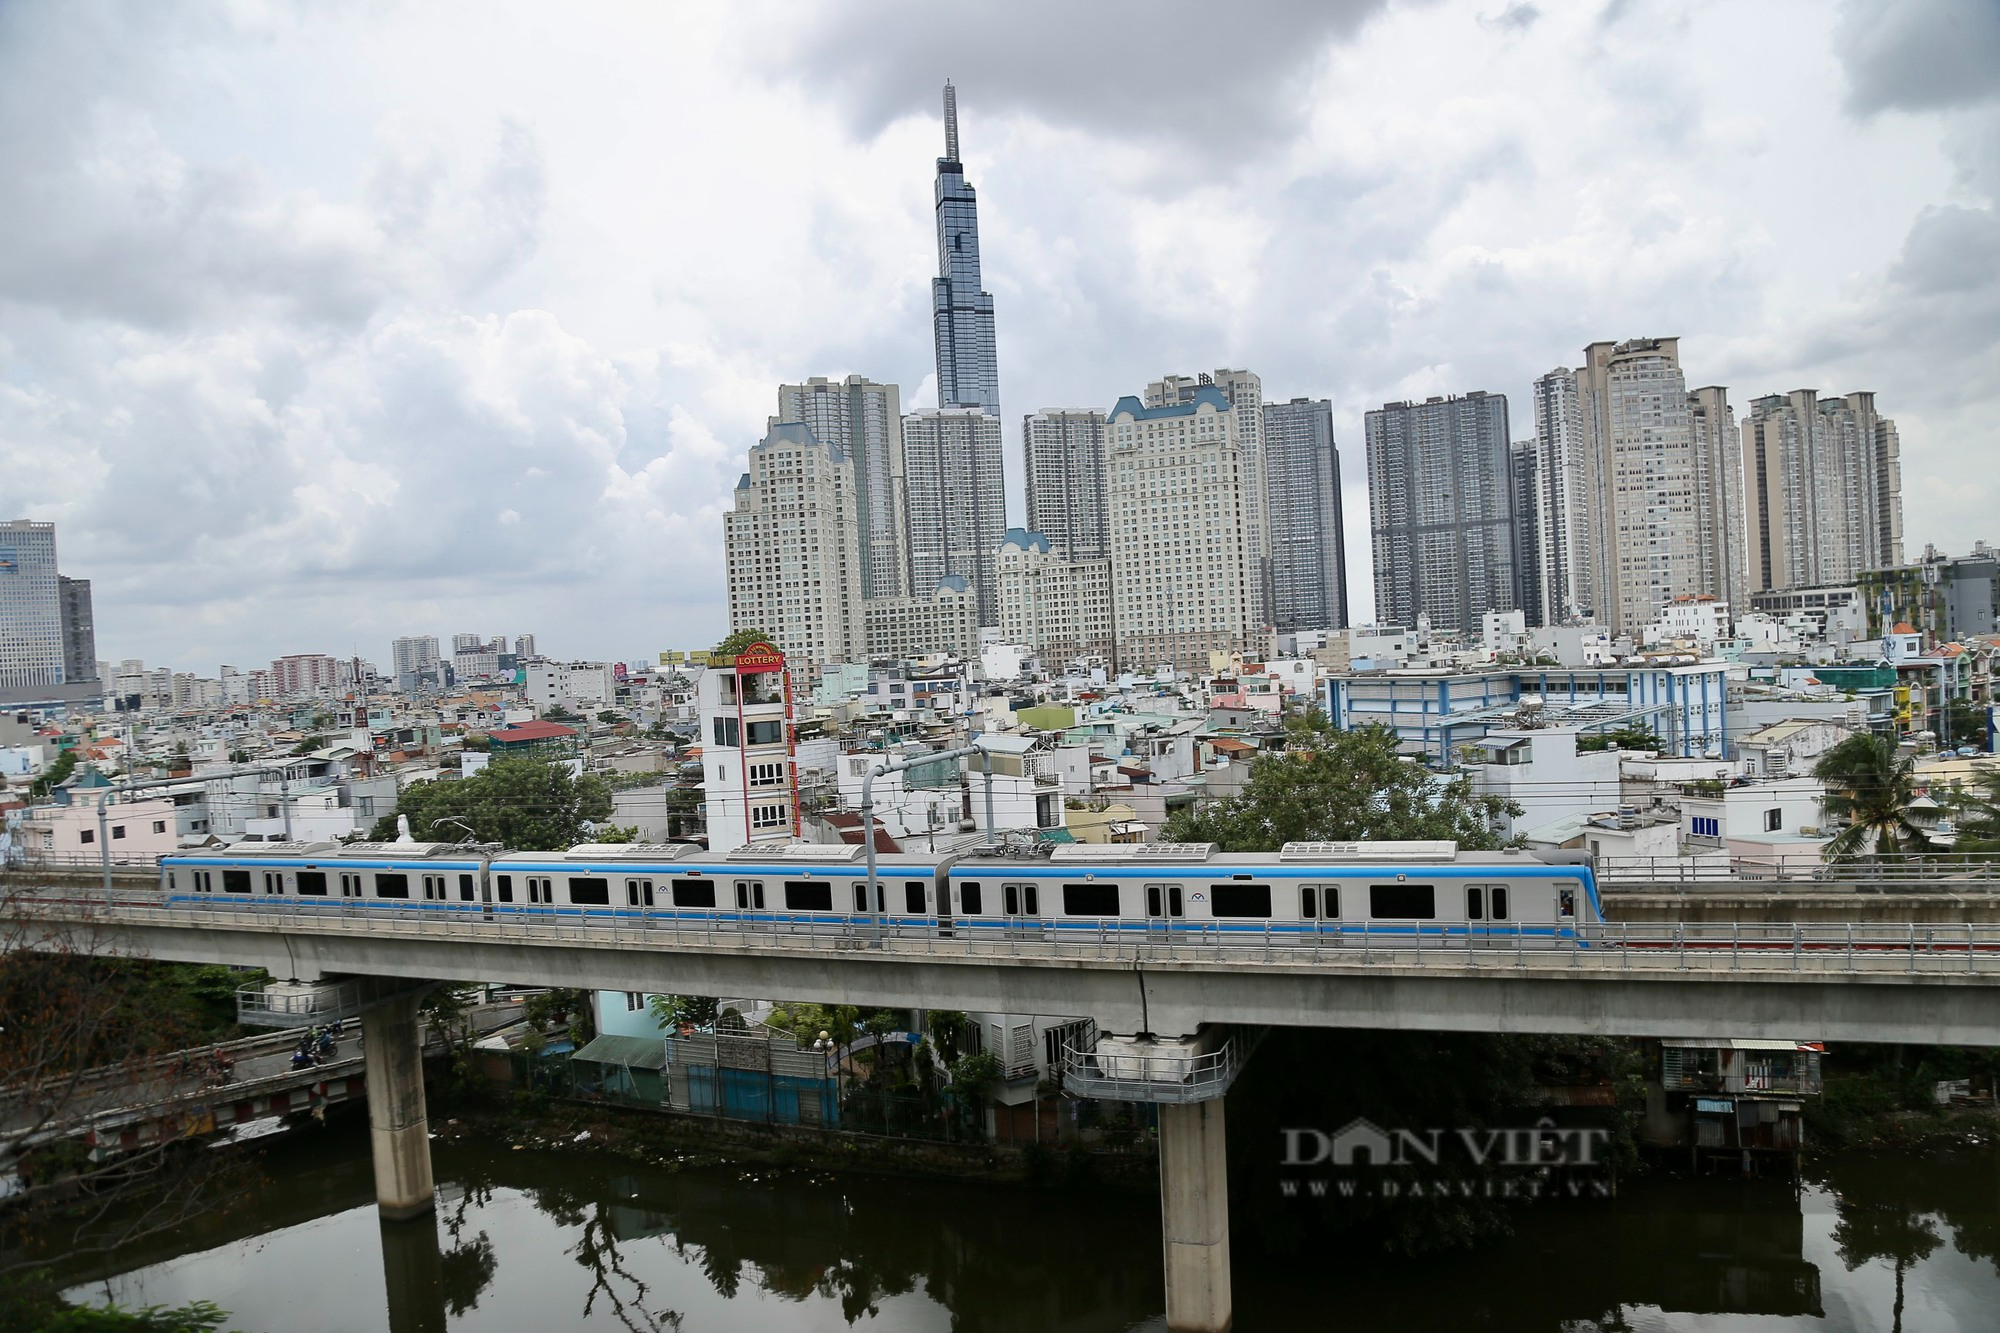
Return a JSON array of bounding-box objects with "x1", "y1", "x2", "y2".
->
[
  {"x1": 778, "y1": 375, "x2": 908, "y2": 600},
  {"x1": 1527, "y1": 368, "x2": 1593, "y2": 624},
  {"x1": 1148, "y1": 369, "x2": 1270, "y2": 630},
  {"x1": 994, "y1": 529, "x2": 1115, "y2": 666},
  {"x1": 1106, "y1": 388, "x2": 1256, "y2": 672},
  {"x1": 901, "y1": 407, "x2": 1006, "y2": 626},
  {"x1": 1687, "y1": 384, "x2": 1748, "y2": 613},
  {"x1": 0, "y1": 520, "x2": 64, "y2": 698},
  {"x1": 1742, "y1": 390, "x2": 1904, "y2": 593},
  {"x1": 723, "y1": 421, "x2": 866, "y2": 672},
  {"x1": 1576, "y1": 339, "x2": 1699, "y2": 634},
  {"x1": 1022, "y1": 409, "x2": 1110, "y2": 561}
]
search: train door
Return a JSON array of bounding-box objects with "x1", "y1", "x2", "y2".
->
[
  {"x1": 480, "y1": 871, "x2": 494, "y2": 919},
  {"x1": 734, "y1": 878, "x2": 766, "y2": 932},
  {"x1": 1464, "y1": 882, "x2": 1512, "y2": 947},
  {"x1": 1299, "y1": 884, "x2": 1339, "y2": 944},
  {"x1": 626, "y1": 878, "x2": 655, "y2": 910},
  {"x1": 1144, "y1": 881, "x2": 1182, "y2": 941},
  {"x1": 936, "y1": 876, "x2": 956, "y2": 939},
  {"x1": 1000, "y1": 880, "x2": 1045, "y2": 942}
]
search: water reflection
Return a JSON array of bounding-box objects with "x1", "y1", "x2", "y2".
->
[{"x1": 53, "y1": 1120, "x2": 2000, "y2": 1333}]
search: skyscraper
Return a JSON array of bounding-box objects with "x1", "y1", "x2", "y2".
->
[
  {"x1": 1364, "y1": 393, "x2": 1519, "y2": 634},
  {"x1": 1527, "y1": 368, "x2": 1593, "y2": 624},
  {"x1": 1148, "y1": 369, "x2": 1270, "y2": 629},
  {"x1": 902, "y1": 408, "x2": 1007, "y2": 626},
  {"x1": 723, "y1": 422, "x2": 865, "y2": 670},
  {"x1": 779, "y1": 375, "x2": 908, "y2": 599},
  {"x1": 58, "y1": 576, "x2": 97, "y2": 684},
  {"x1": 1261, "y1": 397, "x2": 1349, "y2": 633},
  {"x1": 1106, "y1": 387, "x2": 1256, "y2": 672},
  {"x1": 1742, "y1": 390, "x2": 1904, "y2": 592},
  {"x1": 1, "y1": 520, "x2": 65, "y2": 700},
  {"x1": 1687, "y1": 384, "x2": 1748, "y2": 613},
  {"x1": 1508, "y1": 439, "x2": 1543, "y2": 631},
  {"x1": 931, "y1": 82, "x2": 999, "y2": 416},
  {"x1": 1022, "y1": 409, "x2": 1109, "y2": 562}
]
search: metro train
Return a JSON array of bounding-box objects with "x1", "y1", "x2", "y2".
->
[{"x1": 159, "y1": 838, "x2": 1604, "y2": 943}]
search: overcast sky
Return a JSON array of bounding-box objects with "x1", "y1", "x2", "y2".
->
[{"x1": 3, "y1": 0, "x2": 1996, "y2": 673}]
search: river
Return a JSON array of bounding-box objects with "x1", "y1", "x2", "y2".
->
[{"x1": 55, "y1": 1119, "x2": 2000, "y2": 1332}]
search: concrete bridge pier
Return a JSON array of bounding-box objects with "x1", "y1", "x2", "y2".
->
[
  {"x1": 1159, "y1": 1099, "x2": 1232, "y2": 1332},
  {"x1": 361, "y1": 992, "x2": 435, "y2": 1220},
  {"x1": 378, "y1": 1210, "x2": 447, "y2": 1333}
]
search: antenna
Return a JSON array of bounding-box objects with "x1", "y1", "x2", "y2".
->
[{"x1": 943, "y1": 80, "x2": 959, "y2": 162}]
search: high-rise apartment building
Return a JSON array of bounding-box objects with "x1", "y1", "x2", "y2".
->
[
  {"x1": 931, "y1": 82, "x2": 999, "y2": 416},
  {"x1": 514, "y1": 634, "x2": 537, "y2": 659},
  {"x1": 1364, "y1": 393, "x2": 1518, "y2": 634},
  {"x1": 723, "y1": 422, "x2": 865, "y2": 671},
  {"x1": 994, "y1": 529, "x2": 1116, "y2": 666},
  {"x1": 1687, "y1": 384, "x2": 1748, "y2": 612},
  {"x1": 1022, "y1": 409, "x2": 1109, "y2": 562},
  {"x1": 451, "y1": 633, "x2": 482, "y2": 653},
  {"x1": 1148, "y1": 369, "x2": 1270, "y2": 629},
  {"x1": 1575, "y1": 338, "x2": 1742, "y2": 635},
  {"x1": 1106, "y1": 387, "x2": 1256, "y2": 672},
  {"x1": 1742, "y1": 390, "x2": 1904, "y2": 593},
  {"x1": 58, "y1": 576, "x2": 97, "y2": 684},
  {"x1": 861, "y1": 575, "x2": 981, "y2": 664},
  {"x1": 391, "y1": 635, "x2": 442, "y2": 691},
  {"x1": 270, "y1": 653, "x2": 342, "y2": 698},
  {"x1": 2, "y1": 520, "x2": 100, "y2": 705},
  {"x1": 779, "y1": 375, "x2": 909, "y2": 599},
  {"x1": 1508, "y1": 440, "x2": 1543, "y2": 632},
  {"x1": 1526, "y1": 368, "x2": 1593, "y2": 624},
  {"x1": 1260, "y1": 397, "x2": 1349, "y2": 634},
  {"x1": 902, "y1": 408, "x2": 1006, "y2": 626}
]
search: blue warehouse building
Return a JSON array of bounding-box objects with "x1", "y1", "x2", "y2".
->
[{"x1": 1323, "y1": 662, "x2": 1731, "y2": 763}]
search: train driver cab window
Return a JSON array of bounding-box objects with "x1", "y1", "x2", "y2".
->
[
  {"x1": 1558, "y1": 886, "x2": 1577, "y2": 919},
  {"x1": 296, "y1": 871, "x2": 328, "y2": 897},
  {"x1": 905, "y1": 881, "x2": 927, "y2": 915},
  {"x1": 959, "y1": 881, "x2": 983, "y2": 915}
]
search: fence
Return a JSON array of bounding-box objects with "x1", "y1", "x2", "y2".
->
[{"x1": 1598, "y1": 851, "x2": 2000, "y2": 889}]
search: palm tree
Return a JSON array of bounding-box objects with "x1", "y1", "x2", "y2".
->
[
  {"x1": 1813, "y1": 734, "x2": 1934, "y2": 862},
  {"x1": 1949, "y1": 767, "x2": 2000, "y2": 855}
]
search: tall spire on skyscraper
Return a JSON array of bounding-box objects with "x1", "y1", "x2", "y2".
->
[
  {"x1": 942, "y1": 79, "x2": 959, "y2": 164},
  {"x1": 931, "y1": 81, "x2": 999, "y2": 416}
]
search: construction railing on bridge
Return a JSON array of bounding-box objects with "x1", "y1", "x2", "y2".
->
[
  {"x1": 17, "y1": 888, "x2": 2000, "y2": 977},
  {"x1": 1597, "y1": 852, "x2": 2000, "y2": 890}
]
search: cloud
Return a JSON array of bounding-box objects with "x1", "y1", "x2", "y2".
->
[{"x1": 1838, "y1": 0, "x2": 2000, "y2": 116}]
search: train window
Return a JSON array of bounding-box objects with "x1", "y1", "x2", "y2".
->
[
  {"x1": 1558, "y1": 887, "x2": 1576, "y2": 919},
  {"x1": 460, "y1": 874, "x2": 476, "y2": 902},
  {"x1": 1025, "y1": 884, "x2": 1039, "y2": 915},
  {"x1": 376, "y1": 873, "x2": 410, "y2": 900},
  {"x1": 906, "y1": 882, "x2": 926, "y2": 915},
  {"x1": 569, "y1": 877, "x2": 611, "y2": 906},
  {"x1": 222, "y1": 869, "x2": 252, "y2": 894},
  {"x1": 1170, "y1": 884, "x2": 1184, "y2": 918},
  {"x1": 673, "y1": 879, "x2": 715, "y2": 908},
  {"x1": 1300, "y1": 887, "x2": 1317, "y2": 919},
  {"x1": 854, "y1": 882, "x2": 869, "y2": 913},
  {"x1": 960, "y1": 881, "x2": 983, "y2": 915},
  {"x1": 1465, "y1": 887, "x2": 1484, "y2": 921},
  {"x1": 1063, "y1": 883, "x2": 1121, "y2": 916},
  {"x1": 1146, "y1": 885, "x2": 1162, "y2": 916},
  {"x1": 296, "y1": 871, "x2": 328, "y2": 897},
  {"x1": 496, "y1": 874, "x2": 514, "y2": 903},
  {"x1": 784, "y1": 880, "x2": 832, "y2": 912},
  {"x1": 166, "y1": 871, "x2": 178, "y2": 890},
  {"x1": 1322, "y1": 886, "x2": 1338, "y2": 919},
  {"x1": 1210, "y1": 883, "x2": 1272, "y2": 918},
  {"x1": 1003, "y1": 883, "x2": 1019, "y2": 915},
  {"x1": 1491, "y1": 886, "x2": 1509, "y2": 920},
  {"x1": 340, "y1": 873, "x2": 361, "y2": 898},
  {"x1": 1369, "y1": 883, "x2": 1435, "y2": 919}
]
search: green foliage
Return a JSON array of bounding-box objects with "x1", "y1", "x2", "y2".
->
[
  {"x1": 29, "y1": 749, "x2": 78, "y2": 800},
  {"x1": 711, "y1": 627, "x2": 773, "y2": 659},
  {"x1": 289, "y1": 735, "x2": 328, "y2": 756},
  {"x1": 925, "y1": 1010, "x2": 969, "y2": 1063},
  {"x1": 523, "y1": 988, "x2": 594, "y2": 1046},
  {"x1": 460, "y1": 734, "x2": 491, "y2": 752},
  {"x1": 1949, "y1": 767, "x2": 2000, "y2": 855},
  {"x1": 542, "y1": 705, "x2": 582, "y2": 723},
  {"x1": 1813, "y1": 734, "x2": 1934, "y2": 861},
  {"x1": 589, "y1": 823, "x2": 640, "y2": 843},
  {"x1": 947, "y1": 1051, "x2": 1003, "y2": 1106},
  {"x1": 422, "y1": 985, "x2": 488, "y2": 1105},
  {"x1": 1576, "y1": 727, "x2": 1663, "y2": 753},
  {"x1": 596, "y1": 710, "x2": 621, "y2": 724},
  {"x1": 367, "y1": 757, "x2": 613, "y2": 851},
  {"x1": 4, "y1": 1295, "x2": 234, "y2": 1332},
  {"x1": 768, "y1": 1002, "x2": 861, "y2": 1048},
  {"x1": 226, "y1": 748, "x2": 249, "y2": 765},
  {"x1": 648, "y1": 994, "x2": 719, "y2": 1030},
  {"x1": 1162, "y1": 714, "x2": 1519, "y2": 851}
]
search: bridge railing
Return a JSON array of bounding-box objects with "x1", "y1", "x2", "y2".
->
[
  {"x1": 13, "y1": 886, "x2": 2000, "y2": 977},
  {"x1": 1597, "y1": 851, "x2": 2000, "y2": 890}
]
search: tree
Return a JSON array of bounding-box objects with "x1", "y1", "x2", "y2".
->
[
  {"x1": 29, "y1": 749, "x2": 78, "y2": 800},
  {"x1": 1948, "y1": 767, "x2": 2000, "y2": 855},
  {"x1": 542, "y1": 705, "x2": 581, "y2": 723},
  {"x1": 1814, "y1": 734, "x2": 1934, "y2": 862},
  {"x1": 367, "y1": 757, "x2": 614, "y2": 851},
  {"x1": 596, "y1": 710, "x2": 621, "y2": 725},
  {"x1": 647, "y1": 994, "x2": 719, "y2": 1031},
  {"x1": 1576, "y1": 727, "x2": 1663, "y2": 753},
  {"x1": 711, "y1": 628, "x2": 773, "y2": 660},
  {"x1": 523, "y1": 988, "x2": 594, "y2": 1047},
  {"x1": 1160, "y1": 713, "x2": 1519, "y2": 851},
  {"x1": 290, "y1": 735, "x2": 328, "y2": 756}
]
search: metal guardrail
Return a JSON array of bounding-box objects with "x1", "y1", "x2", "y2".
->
[
  {"x1": 1598, "y1": 852, "x2": 2000, "y2": 890},
  {"x1": 12, "y1": 887, "x2": 2000, "y2": 979},
  {"x1": 1059, "y1": 1025, "x2": 1245, "y2": 1104}
]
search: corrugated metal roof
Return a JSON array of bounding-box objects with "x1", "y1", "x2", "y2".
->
[{"x1": 571, "y1": 1034, "x2": 667, "y2": 1069}]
